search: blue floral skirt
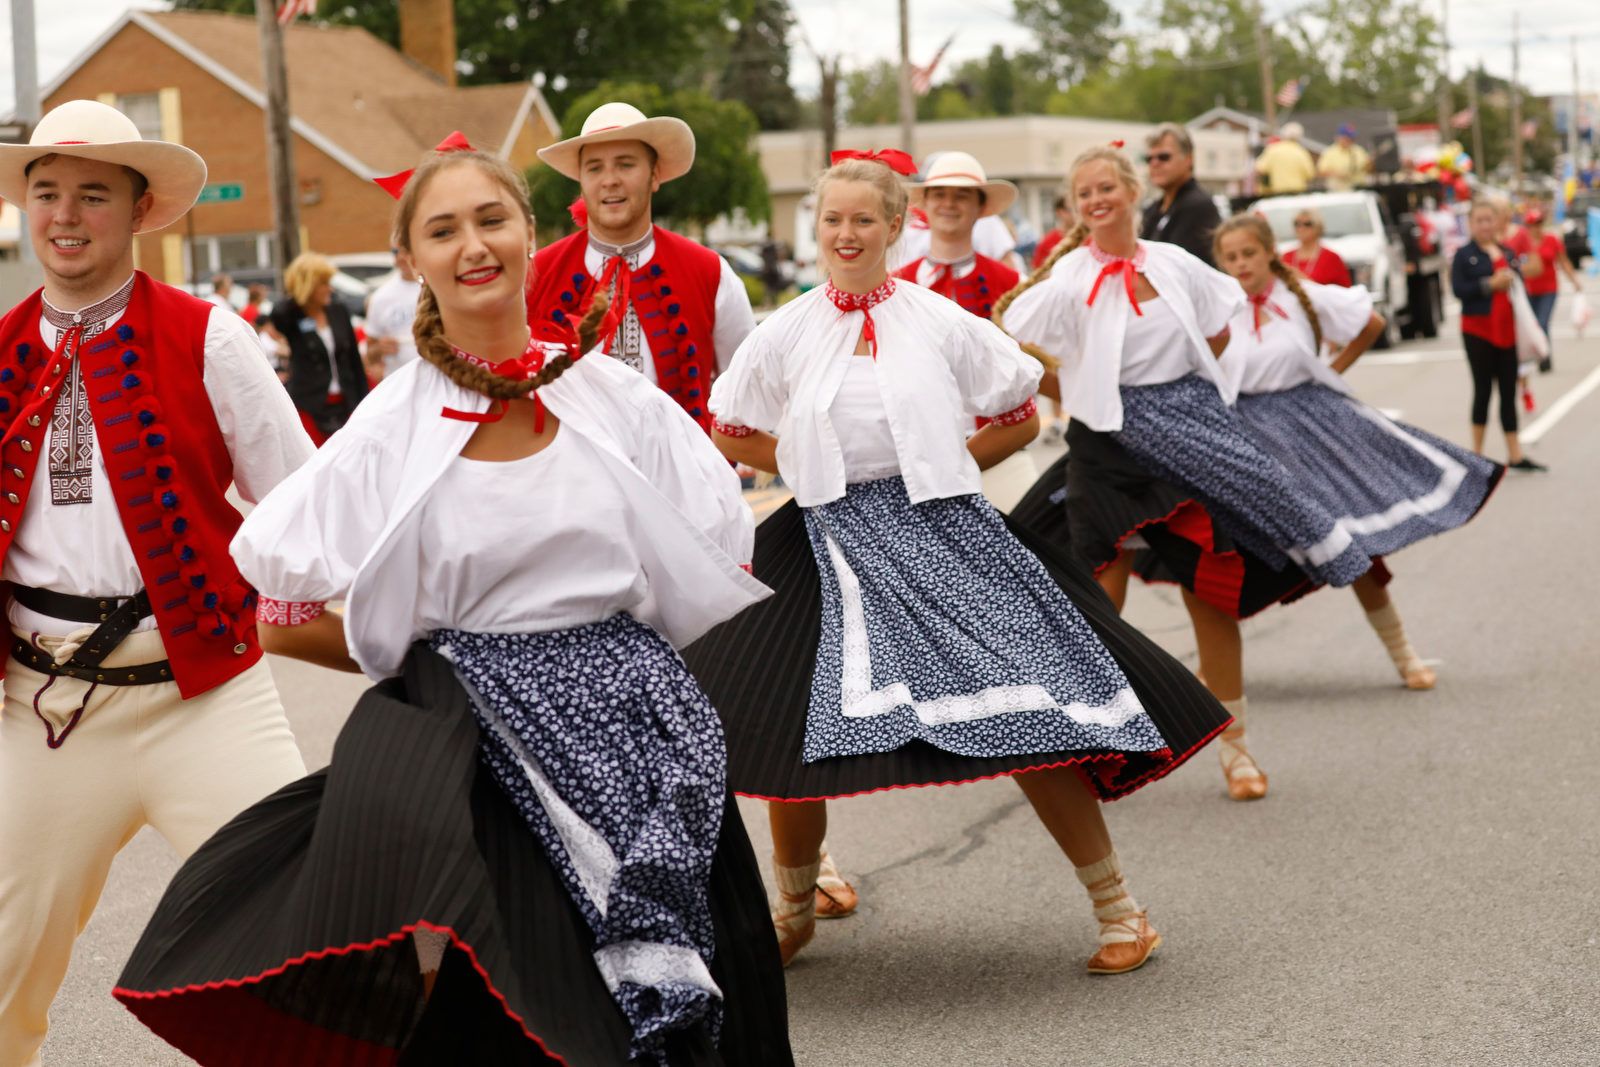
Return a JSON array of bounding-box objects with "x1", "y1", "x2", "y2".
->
[{"x1": 1234, "y1": 383, "x2": 1502, "y2": 559}]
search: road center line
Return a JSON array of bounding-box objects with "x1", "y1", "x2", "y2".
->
[{"x1": 1522, "y1": 361, "x2": 1600, "y2": 444}]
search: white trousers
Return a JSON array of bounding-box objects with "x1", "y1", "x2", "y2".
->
[{"x1": 0, "y1": 629, "x2": 306, "y2": 1067}]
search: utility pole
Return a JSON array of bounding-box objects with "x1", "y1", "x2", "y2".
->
[
  {"x1": 10, "y1": 0, "x2": 40, "y2": 266},
  {"x1": 897, "y1": 0, "x2": 915, "y2": 158},
  {"x1": 818, "y1": 56, "x2": 840, "y2": 170},
  {"x1": 1254, "y1": 2, "x2": 1278, "y2": 132},
  {"x1": 1510, "y1": 11, "x2": 1523, "y2": 195},
  {"x1": 1435, "y1": 0, "x2": 1451, "y2": 146},
  {"x1": 1468, "y1": 63, "x2": 1485, "y2": 171},
  {"x1": 255, "y1": 0, "x2": 301, "y2": 274},
  {"x1": 1571, "y1": 37, "x2": 1581, "y2": 181}
]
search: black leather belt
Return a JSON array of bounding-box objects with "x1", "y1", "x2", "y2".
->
[{"x1": 8, "y1": 585, "x2": 172, "y2": 686}]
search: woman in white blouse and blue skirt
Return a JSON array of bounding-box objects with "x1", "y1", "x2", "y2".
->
[
  {"x1": 114, "y1": 142, "x2": 794, "y2": 1066},
  {"x1": 1002, "y1": 145, "x2": 1376, "y2": 804},
  {"x1": 684, "y1": 152, "x2": 1232, "y2": 978},
  {"x1": 1210, "y1": 214, "x2": 1502, "y2": 689}
]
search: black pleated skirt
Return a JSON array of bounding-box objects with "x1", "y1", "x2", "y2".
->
[
  {"x1": 1010, "y1": 428, "x2": 1320, "y2": 620},
  {"x1": 679, "y1": 500, "x2": 1230, "y2": 803},
  {"x1": 113, "y1": 646, "x2": 793, "y2": 1067}
]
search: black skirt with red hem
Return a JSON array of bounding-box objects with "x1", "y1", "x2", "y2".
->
[
  {"x1": 679, "y1": 500, "x2": 1229, "y2": 803},
  {"x1": 114, "y1": 646, "x2": 793, "y2": 1067},
  {"x1": 1011, "y1": 430, "x2": 1318, "y2": 620}
]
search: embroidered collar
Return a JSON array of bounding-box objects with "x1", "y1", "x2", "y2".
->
[
  {"x1": 587, "y1": 230, "x2": 654, "y2": 262},
  {"x1": 448, "y1": 334, "x2": 550, "y2": 380},
  {"x1": 42, "y1": 274, "x2": 135, "y2": 332},
  {"x1": 1085, "y1": 241, "x2": 1147, "y2": 317},
  {"x1": 825, "y1": 277, "x2": 896, "y2": 311},
  {"x1": 1086, "y1": 241, "x2": 1146, "y2": 270}
]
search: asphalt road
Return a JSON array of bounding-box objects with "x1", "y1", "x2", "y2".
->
[{"x1": 41, "y1": 295, "x2": 1600, "y2": 1066}]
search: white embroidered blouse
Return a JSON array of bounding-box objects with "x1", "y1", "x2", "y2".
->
[
  {"x1": 708, "y1": 280, "x2": 1041, "y2": 508},
  {"x1": 1219, "y1": 278, "x2": 1374, "y2": 396}
]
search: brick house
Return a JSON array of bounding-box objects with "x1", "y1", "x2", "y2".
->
[{"x1": 35, "y1": 9, "x2": 559, "y2": 285}]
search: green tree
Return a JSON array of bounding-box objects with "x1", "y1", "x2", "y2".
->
[
  {"x1": 527, "y1": 82, "x2": 769, "y2": 240},
  {"x1": 171, "y1": 0, "x2": 752, "y2": 111},
  {"x1": 843, "y1": 60, "x2": 901, "y2": 126},
  {"x1": 718, "y1": 0, "x2": 800, "y2": 130},
  {"x1": 1281, "y1": 0, "x2": 1439, "y2": 111},
  {"x1": 1012, "y1": 0, "x2": 1121, "y2": 85}
]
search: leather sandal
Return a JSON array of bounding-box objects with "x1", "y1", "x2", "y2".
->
[
  {"x1": 1086, "y1": 912, "x2": 1162, "y2": 975},
  {"x1": 1218, "y1": 728, "x2": 1267, "y2": 801},
  {"x1": 814, "y1": 848, "x2": 859, "y2": 919},
  {"x1": 772, "y1": 886, "x2": 816, "y2": 967},
  {"x1": 1400, "y1": 661, "x2": 1437, "y2": 690}
]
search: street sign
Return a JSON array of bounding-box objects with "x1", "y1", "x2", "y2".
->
[{"x1": 196, "y1": 182, "x2": 243, "y2": 204}]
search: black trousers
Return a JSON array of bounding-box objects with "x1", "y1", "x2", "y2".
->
[{"x1": 1464, "y1": 333, "x2": 1519, "y2": 432}]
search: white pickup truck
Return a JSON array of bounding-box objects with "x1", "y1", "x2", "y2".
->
[{"x1": 1251, "y1": 191, "x2": 1445, "y2": 348}]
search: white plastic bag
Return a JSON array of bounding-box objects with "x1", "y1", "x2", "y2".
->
[
  {"x1": 1572, "y1": 292, "x2": 1592, "y2": 338},
  {"x1": 1508, "y1": 275, "x2": 1550, "y2": 365}
]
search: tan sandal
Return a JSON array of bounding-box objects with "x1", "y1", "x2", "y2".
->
[
  {"x1": 1218, "y1": 726, "x2": 1267, "y2": 801},
  {"x1": 1086, "y1": 912, "x2": 1162, "y2": 975},
  {"x1": 1400, "y1": 661, "x2": 1437, "y2": 691},
  {"x1": 772, "y1": 858, "x2": 820, "y2": 967},
  {"x1": 814, "y1": 848, "x2": 859, "y2": 919}
]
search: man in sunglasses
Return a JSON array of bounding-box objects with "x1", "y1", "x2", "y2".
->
[{"x1": 1139, "y1": 122, "x2": 1223, "y2": 266}]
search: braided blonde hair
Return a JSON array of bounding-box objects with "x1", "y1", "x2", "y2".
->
[
  {"x1": 393, "y1": 151, "x2": 609, "y2": 400},
  {"x1": 1212, "y1": 214, "x2": 1321, "y2": 350},
  {"x1": 992, "y1": 144, "x2": 1142, "y2": 367}
]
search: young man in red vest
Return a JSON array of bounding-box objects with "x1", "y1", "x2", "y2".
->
[
  {"x1": 0, "y1": 100, "x2": 312, "y2": 1065},
  {"x1": 893, "y1": 151, "x2": 1021, "y2": 318},
  {"x1": 527, "y1": 102, "x2": 756, "y2": 433}
]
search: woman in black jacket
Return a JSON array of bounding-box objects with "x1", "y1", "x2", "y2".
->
[
  {"x1": 1450, "y1": 200, "x2": 1545, "y2": 471},
  {"x1": 271, "y1": 252, "x2": 370, "y2": 445}
]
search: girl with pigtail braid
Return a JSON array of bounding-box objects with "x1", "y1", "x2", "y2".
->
[
  {"x1": 1212, "y1": 214, "x2": 1503, "y2": 691},
  {"x1": 1002, "y1": 144, "x2": 1385, "y2": 803},
  {"x1": 119, "y1": 141, "x2": 796, "y2": 1064}
]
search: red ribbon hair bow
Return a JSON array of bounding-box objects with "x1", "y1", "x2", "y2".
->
[
  {"x1": 830, "y1": 148, "x2": 918, "y2": 176},
  {"x1": 374, "y1": 130, "x2": 476, "y2": 199}
]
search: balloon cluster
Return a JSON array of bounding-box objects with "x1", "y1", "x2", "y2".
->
[{"x1": 1413, "y1": 141, "x2": 1475, "y2": 201}]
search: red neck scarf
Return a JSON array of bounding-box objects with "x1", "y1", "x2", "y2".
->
[
  {"x1": 1086, "y1": 241, "x2": 1147, "y2": 317},
  {"x1": 440, "y1": 332, "x2": 580, "y2": 432},
  {"x1": 826, "y1": 278, "x2": 896, "y2": 359},
  {"x1": 1247, "y1": 283, "x2": 1289, "y2": 339}
]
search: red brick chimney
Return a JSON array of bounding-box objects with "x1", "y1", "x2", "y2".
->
[{"x1": 398, "y1": 0, "x2": 457, "y2": 87}]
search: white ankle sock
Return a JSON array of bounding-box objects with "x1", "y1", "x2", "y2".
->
[
  {"x1": 1075, "y1": 852, "x2": 1144, "y2": 944},
  {"x1": 1365, "y1": 602, "x2": 1425, "y2": 674},
  {"x1": 772, "y1": 857, "x2": 821, "y2": 929},
  {"x1": 1218, "y1": 697, "x2": 1261, "y2": 778}
]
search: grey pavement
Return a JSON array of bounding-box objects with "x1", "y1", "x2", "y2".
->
[{"x1": 42, "y1": 296, "x2": 1600, "y2": 1065}]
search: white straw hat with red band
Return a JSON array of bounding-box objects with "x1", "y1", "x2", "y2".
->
[
  {"x1": 908, "y1": 151, "x2": 1016, "y2": 217},
  {"x1": 0, "y1": 99, "x2": 207, "y2": 234},
  {"x1": 536, "y1": 102, "x2": 696, "y2": 183}
]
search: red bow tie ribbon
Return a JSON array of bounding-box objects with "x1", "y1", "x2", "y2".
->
[
  {"x1": 374, "y1": 130, "x2": 475, "y2": 199},
  {"x1": 1086, "y1": 242, "x2": 1147, "y2": 317},
  {"x1": 827, "y1": 278, "x2": 896, "y2": 359},
  {"x1": 1247, "y1": 287, "x2": 1288, "y2": 339},
  {"x1": 830, "y1": 148, "x2": 918, "y2": 176},
  {"x1": 440, "y1": 328, "x2": 581, "y2": 432}
]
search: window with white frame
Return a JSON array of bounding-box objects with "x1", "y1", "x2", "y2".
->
[{"x1": 117, "y1": 93, "x2": 163, "y2": 141}]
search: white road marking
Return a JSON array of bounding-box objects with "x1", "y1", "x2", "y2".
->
[
  {"x1": 1362, "y1": 348, "x2": 1463, "y2": 365},
  {"x1": 1522, "y1": 361, "x2": 1600, "y2": 444}
]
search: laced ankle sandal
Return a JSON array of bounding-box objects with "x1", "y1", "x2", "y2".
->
[
  {"x1": 814, "y1": 848, "x2": 859, "y2": 919},
  {"x1": 1400, "y1": 660, "x2": 1437, "y2": 690},
  {"x1": 772, "y1": 858, "x2": 820, "y2": 967},
  {"x1": 1086, "y1": 911, "x2": 1162, "y2": 975},
  {"x1": 1218, "y1": 727, "x2": 1268, "y2": 801}
]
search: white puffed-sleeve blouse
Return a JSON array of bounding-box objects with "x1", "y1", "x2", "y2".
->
[
  {"x1": 231, "y1": 346, "x2": 769, "y2": 679},
  {"x1": 1219, "y1": 278, "x2": 1374, "y2": 396},
  {"x1": 708, "y1": 281, "x2": 1041, "y2": 508}
]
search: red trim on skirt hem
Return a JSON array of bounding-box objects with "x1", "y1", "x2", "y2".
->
[{"x1": 113, "y1": 921, "x2": 570, "y2": 1066}]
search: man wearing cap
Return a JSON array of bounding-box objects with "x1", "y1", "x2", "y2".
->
[
  {"x1": 1140, "y1": 122, "x2": 1224, "y2": 266},
  {"x1": 893, "y1": 151, "x2": 1021, "y2": 319},
  {"x1": 1318, "y1": 124, "x2": 1371, "y2": 192},
  {"x1": 1254, "y1": 122, "x2": 1317, "y2": 195},
  {"x1": 526, "y1": 102, "x2": 756, "y2": 433},
  {"x1": 0, "y1": 99, "x2": 311, "y2": 1064}
]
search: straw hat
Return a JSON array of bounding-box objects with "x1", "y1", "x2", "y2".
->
[
  {"x1": 908, "y1": 151, "x2": 1016, "y2": 217},
  {"x1": 537, "y1": 102, "x2": 696, "y2": 183},
  {"x1": 0, "y1": 99, "x2": 206, "y2": 233}
]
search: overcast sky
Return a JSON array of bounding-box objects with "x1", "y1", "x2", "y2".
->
[{"x1": 2, "y1": 0, "x2": 1596, "y2": 120}]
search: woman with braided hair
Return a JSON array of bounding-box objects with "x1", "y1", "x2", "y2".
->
[
  {"x1": 116, "y1": 139, "x2": 795, "y2": 1066},
  {"x1": 1212, "y1": 214, "x2": 1502, "y2": 690},
  {"x1": 1002, "y1": 144, "x2": 1377, "y2": 803},
  {"x1": 681, "y1": 150, "x2": 1232, "y2": 978}
]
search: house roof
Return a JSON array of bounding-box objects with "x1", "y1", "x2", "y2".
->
[
  {"x1": 35, "y1": 10, "x2": 552, "y2": 181},
  {"x1": 1189, "y1": 105, "x2": 1399, "y2": 155}
]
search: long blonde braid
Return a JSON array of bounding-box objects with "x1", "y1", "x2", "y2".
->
[{"x1": 1212, "y1": 213, "x2": 1321, "y2": 349}]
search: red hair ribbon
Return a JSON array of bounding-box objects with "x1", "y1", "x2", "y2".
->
[
  {"x1": 568, "y1": 195, "x2": 589, "y2": 229},
  {"x1": 1247, "y1": 288, "x2": 1288, "y2": 339},
  {"x1": 374, "y1": 130, "x2": 476, "y2": 199},
  {"x1": 1109, "y1": 139, "x2": 1125, "y2": 149},
  {"x1": 830, "y1": 148, "x2": 917, "y2": 176}
]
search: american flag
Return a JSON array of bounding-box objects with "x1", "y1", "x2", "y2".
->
[
  {"x1": 1450, "y1": 107, "x2": 1475, "y2": 129},
  {"x1": 1520, "y1": 119, "x2": 1538, "y2": 140},
  {"x1": 277, "y1": 0, "x2": 317, "y2": 25},
  {"x1": 1275, "y1": 77, "x2": 1305, "y2": 109},
  {"x1": 910, "y1": 34, "x2": 956, "y2": 96}
]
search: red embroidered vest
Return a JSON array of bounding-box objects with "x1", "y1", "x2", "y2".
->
[
  {"x1": 0, "y1": 273, "x2": 262, "y2": 698},
  {"x1": 528, "y1": 226, "x2": 722, "y2": 431},
  {"x1": 894, "y1": 253, "x2": 1019, "y2": 321}
]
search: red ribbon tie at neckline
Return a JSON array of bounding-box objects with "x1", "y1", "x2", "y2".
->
[
  {"x1": 826, "y1": 278, "x2": 896, "y2": 359},
  {"x1": 1247, "y1": 286, "x2": 1289, "y2": 339},
  {"x1": 830, "y1": 148, "x2": 918, "y2": 176},
  {"x1": 440, "y1": 330, "x2": 580, "y2": 432},
  {"x1": 374, "y1": 130, "x2": 476, "y2": 199},
  {"x1": 1086, "y1": 242, "x2": 1148, "y2": 317}
]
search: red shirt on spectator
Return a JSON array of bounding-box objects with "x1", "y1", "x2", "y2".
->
[
  {"x1": 1283, "y1": 245, "x2": 1352, "y2": 287},
  {"x1": 1506, "y1": 229, "x2": 1562, "y2": 296},
  {"x1": 1033, "y1": 228, "x2": 1067, "y2": 268},
  {"x1": 1461, "y1": 254, "x2": 1516, "y2": 348}
]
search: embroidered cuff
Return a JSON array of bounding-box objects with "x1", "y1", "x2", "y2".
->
[
  {"x1": 989, "y1": 397, "x2": 1037, "y2": 427},
  {"x1": 712, "y1": 419, "x2": 757, "y2": 438},
  {"x1": 257, "y1": 598, "x2": 328, "y2": 626}
]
